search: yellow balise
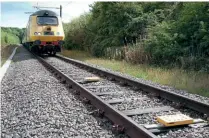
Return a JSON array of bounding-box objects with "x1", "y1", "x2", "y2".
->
[{"x1": 23, "y1": 10, "x2": 65, "y2": 55}]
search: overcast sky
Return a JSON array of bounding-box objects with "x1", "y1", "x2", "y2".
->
[{"x1": 1, "y1": 1, "x2": 94, "y2": 28}]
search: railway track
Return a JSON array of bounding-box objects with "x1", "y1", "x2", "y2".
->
[{"x1": 30, "y1": 50, "x2": 209, "y2": 138}]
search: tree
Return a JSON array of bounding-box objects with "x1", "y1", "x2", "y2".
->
[
  {"x1": 1, "y1": 27, "x2": 24, "y2": 45},
  {"x1": 64, "y1": 2, "x2": 209, "y2": 71}
]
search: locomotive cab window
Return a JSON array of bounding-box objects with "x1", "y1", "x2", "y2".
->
[{"x1": 37, "y1": 16, "x2": 58, "y2": 25}]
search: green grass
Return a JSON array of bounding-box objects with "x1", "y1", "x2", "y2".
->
[{"x1": 61, "y1": 49, "x2": 209, "y2": 97}]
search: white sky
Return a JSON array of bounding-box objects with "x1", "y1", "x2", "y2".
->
[
  {"x1": 31, "y1": 1, "x2": 94, "y2": 23},
  {"x1": 1, "y1": 1, "x2": 94, "y2": 28}
]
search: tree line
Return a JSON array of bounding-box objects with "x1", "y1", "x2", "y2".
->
[
  {"x1": 1, "y1": 27, "x2": 25, "y2": 46},
  {"x1": 64, "y1": 2, "x2": 209, "y2": 72}
]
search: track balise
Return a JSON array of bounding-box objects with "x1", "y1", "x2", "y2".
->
[{"x1": 33, "y1": 52, "x2": 209, "y2": 138}]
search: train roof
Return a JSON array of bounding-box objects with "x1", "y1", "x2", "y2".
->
[{"x1": 31, "y1": 10, "x2": 58, "y2": 17}]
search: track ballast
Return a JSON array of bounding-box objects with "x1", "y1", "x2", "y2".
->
[{"x1": 32, "y1": 50, "x2": 209, "y2": 138}]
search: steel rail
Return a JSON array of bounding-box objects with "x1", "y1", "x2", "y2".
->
[
  {"x1": 56, "y1": 54, "x2": 209, "y2": 116},
  {"x1": 32, "y1": 53, "x2": 157, "y2": 138}
]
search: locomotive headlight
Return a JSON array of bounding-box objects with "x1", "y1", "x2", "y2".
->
[{"x1": 34, "y1": 32, "x2": 41, "y2": 35}]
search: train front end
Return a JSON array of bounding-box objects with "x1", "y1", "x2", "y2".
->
[{"x1": 27, "y1": 10, "x2": 65, "y2": 55}]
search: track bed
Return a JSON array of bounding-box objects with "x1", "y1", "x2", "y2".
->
[
  {"x1": 41, "y1": 55, "x2": 209, "y2": 138},
  {"x1": 1, "y1": 47, "x2": 127, "y2": 138}
]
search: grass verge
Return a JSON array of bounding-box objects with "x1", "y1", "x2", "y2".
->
[
  {"x1": 1, "y1": 45, "x2": 17, "y2": 66},
  {"x1": 61, "y1": 49, "x2": 209, "y2": 98}
]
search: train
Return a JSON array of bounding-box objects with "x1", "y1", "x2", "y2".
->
[{"x1": 22, "y1": 10, "x2": 65, "y2": 56}]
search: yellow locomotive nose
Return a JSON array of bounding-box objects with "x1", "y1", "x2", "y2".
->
[
  {"x1": 22, "y1": 10, "x2": 65, "y2": 56},
  {"x1": 31, "y1": 25, "x2": 64, "y2": 42}
]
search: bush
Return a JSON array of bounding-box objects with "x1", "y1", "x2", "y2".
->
[
  {"x1": 1, "y1": 31, "x2": 20, "y2": 45},
  {"x1": 1, "y1": 27, "x2": 25, "y2": 45},
  {"x1": 63, "y1": 13, "x2": 91, "y2": 50},
  {"x1": 179, "y1": 56, "x2": 209, "y2": 72},
  {"x1": 144, "y1": 21, "x2": 182, "y2": 66},
  {"x1": 63, "y1": 2, "x2": 209, "y2": 72},
  {"x1": 125, "y1": 44, "x2": 150, "y2": 64}
]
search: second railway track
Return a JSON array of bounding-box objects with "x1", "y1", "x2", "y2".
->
[{"x1": 31, "y1": 50, "x2": 209, "y2": 138}]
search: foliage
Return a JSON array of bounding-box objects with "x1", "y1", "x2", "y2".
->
[
  {"x1": 144, "y1": 21, "x2": 181, "y2": 66},
  {"x1": 1, "y1": 30, "x2": 20, "y2": 45},
  {"x1": 64, "y1": 2, "x2": 209, "y2": 72},
  {"x1": 144, "y1": 2, "x2": 209, "y2": 71},
  {"x1": 63, "y1": 13, "x2": 91, "y2": 50},
  {"x1": 1, "y1": 27, "x2": 25, "y2": 45},
  {"x1": 86, "y1": 2, "x2": 150, "y2": 56}
]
